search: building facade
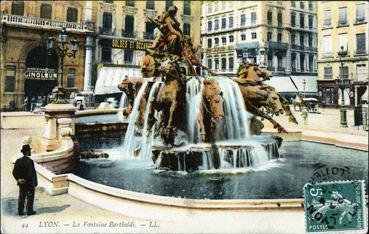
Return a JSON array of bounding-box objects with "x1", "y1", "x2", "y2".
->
[
  {"x1": 201, "y1": 1, "x2": 318, "y2": 100},
  {"x1": 317, "y1": 1, "x2": 368, "y2": 108},
  {"x1": 1, "y1": 1, "x2": 94, "y2": 110},
  {"x1": 93, "y1": 0, "x2": 201, "y2": 97}
]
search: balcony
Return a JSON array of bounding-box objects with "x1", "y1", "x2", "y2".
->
[
  {"x1": 1, "y1": 14, "x2": 94, "y2": 32},
  {"x1": 143, "y1": 32, "x2": 155, "y2": 40},
  {"x1": 122, "y1": 29, "x2": 136, "y2": 38},
  {"x1": 99, "y1": 27, "x2": 114, "y2": 35},
  {"x1": 267, "y1": 41, "x2": 288, "y2": 51}
]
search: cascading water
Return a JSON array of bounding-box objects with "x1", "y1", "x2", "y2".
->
[
  {"x1": 122, "y1": 81, "x2": 149, "y2": 159},
  {"x1": 117, "y1": 92, "x2": 128, "y2": 122},
  {"x1": 217, "y1": 77, "x2": 250, "y2": 139},
  {"x1": 140, "y1": 79, "x2": 162, "y2": 161},
  {"x1": 186, "y1": 77, "x2": 203, "y2": 143}
]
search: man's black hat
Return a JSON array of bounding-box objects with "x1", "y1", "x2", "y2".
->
[{"x1": 20, "y1": 144, "x2": 31, "y2": 153}]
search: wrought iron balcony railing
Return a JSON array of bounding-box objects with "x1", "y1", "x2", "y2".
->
[{"x1": 122, "y1": 29, "x2": 136, "y2": 38}]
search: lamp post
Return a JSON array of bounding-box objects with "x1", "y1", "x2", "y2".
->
[
  {"x1": 47, "y1": 27, "x2": 79, "y2": 104},
  {"x1": 336, "y1": 46, "x2": 350, "y2": 128},
  {"x1": 303, "y1": 79, "x2": 306, "y2": 98}
]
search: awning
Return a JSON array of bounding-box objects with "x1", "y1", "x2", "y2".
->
[
  {"x1": 265, "y1": 75, "x2": 317, "y2": 93},
  {"x1": 94, "y1": 66, "x2": 142, "y2": 95}
]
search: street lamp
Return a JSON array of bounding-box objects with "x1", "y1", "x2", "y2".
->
[
  {"x1": 303, "y1": 79, "x2": 306, "y2": 98},
  {"x1": 47, "y1": 27, "x2": 79, "y2": 103},
  {"x1": 335, "y1": 46, "x2": 351, "y2": 128}
]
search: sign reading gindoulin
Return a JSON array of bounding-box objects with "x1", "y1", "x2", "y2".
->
[
  {"x1": 111, "y1": 39, "x2": 152, "y2": 50},
  {"x1": 25, "y1": 68, "x2": 58, "y2": 80}
]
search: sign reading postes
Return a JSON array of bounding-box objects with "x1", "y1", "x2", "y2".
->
[
  {"x1": 25, "y1": 68, "x2": 58, "y2": 80},
  {"x1": 112, "y1": 39, "x2": 153, "y2": 50}
]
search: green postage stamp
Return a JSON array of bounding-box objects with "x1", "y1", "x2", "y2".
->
[{"x1": 303, "y1": 180, "x2": 366, "y2": 233}]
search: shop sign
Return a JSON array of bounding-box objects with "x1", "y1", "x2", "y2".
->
[
  {"x1": 112, "y1": 39, "x2": 152, "y2": 50},
  {"x1": 25, "y1": 68, "x2": 58, "y2": 80}
]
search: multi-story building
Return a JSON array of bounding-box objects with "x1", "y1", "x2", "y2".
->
[
  {"x1": 0, "y1": 1, "x2": 94, "y2": 110},
  {"x1": 201, "y1": 1, "x2": 318, "y2": 100},
  {"x1": 93, "y1": 0, "x2": 201, "y2": 99},
  {"x1": 317, "y1": 1, "x2": 368, "y2": 108}
]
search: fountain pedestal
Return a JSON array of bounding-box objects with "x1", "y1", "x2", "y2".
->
[{"x1": 41, "y1": 104, "x2": 76, "y2": 151}]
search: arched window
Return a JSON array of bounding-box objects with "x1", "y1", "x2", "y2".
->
[
  {"x1": 221, "y1": 58, "x2": 226, "y2": 70},
  {"x1": 40, "y1": 3, "x2": 52, "y2": 19},
  {"x1": 207, "y1": 38, "x2": 212, "y2": 48}
]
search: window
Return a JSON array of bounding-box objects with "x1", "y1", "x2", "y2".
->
[
  {"x1": 340, "y1": 66, "x2": 348, "y2": 79},
  {"x1": 251, "y1": 32, "x2": 257, "y2": 39},
  {"x1": 322, "y1": 35, "x2": 332, "y2": 56},
  {"x1": 324, "y1": 67, "x2": 332, "y2": 79},
  {"x1": 291, "y1": 33, "x2": 296, "y2": 44},
  {"x1": 208, "y1": 21, "x2": 213, "y2": 31},
  {"x1": 184, "y1": 0, "x2": 191, "y2": 15},
  {"x1": 101, "y1": 47, "x2": 112, "y2": 62},
  {"x1": 208, "y1": 59, "x2": 212, "y2": 69},
  {"x1": 308, "y1": 35, "x2": 313, "y2": 48},
  {"x1": 241, "y1": 34, "x2": 246, "y2": 41},
  {"x1": 300, "y1": 33, "x2": 304, "y2": 46},
  {"x1": 183, "y1": 23, "x2": 191, "y2": 36},
  {"x1": 240, "y1": 14, "x2": 246, "y2": 26},
  {"x1": 215, "y1": 58, "x2": 219, "y2": 70},
  {"x1": 145, "y1": 22, "x2": 155, "y2": 39},
  {"x1": 267, "y1": 32, "x2": 272, "y2": 41},
  {"x1": 356, "y1": 33, "x2": 366, "y2": 54},
  {"x1": 124, "y1": 15, "x2": 134, "y2": 37},
  {"x1": 338, "y1": 33, "x2": 348, "y2": 51},
  {"x1": 338, "y1": 7, "x2": 347, "y2": 26},
  {"x1": 221, "y1": 1, "x2": 226, "y2": 11},
  {"x1": 208, "y1": 38, "x2": 212, "y2": 48},
  {"x1": 291, "y1": 1, "x2": 295, "y2": 7},
  {"x1": 124, "y1": 49, "x2": 134, "y2": 63},
  {"x1": 214, "y1": 38, "x2": 219, "y2": 46},
  {"x1": 277, "y1": 33, "x2": 282, "y2": 42},
  {"x1": 102, "y1": 12, "x2": 112, "y2": 32},
  {"x1": 309, "y1": 15, "x2": 314, "y2": 29},
  {"x1": 221, "y1": 18, "x2": 226, "y2": 29},
  {"x1": 291, "y1": 12, "x2": 296, "y2": 27},
  {"x1": 208, "y1": 3, "x2": 212, "y2": 14},
  {"x1": 229, "y1": 16, "x2": 234, "y2": 28},
  {"x1": 300, "y1": 13, "x2": 305, "y2": 28},
  {"x1": 214, "y1": 19, "x2": 219, "y2": 30},
  {"x1": 229, "y1": 57, "x2": 234, "y2": 70},
  {"x1": 221, "y1": 58, "x2": 226, "y2": 70},
  {"x1": 267, "y1": 11, "x2": 273, "y2": 25},
  {"x1": 104, "y1": 0, "x2": 114, "y2": 3},
  {"x1": 40, "y1": 3, "x2": 52, "y2": 19},
  {"x1": 221, "y1": 37, "x2": 226, "y2": 45},
  {"x1": 165, "y1": 0, "x2": 173, "y2": 10},
  {"x1": 126, "y1": 0, "x2": 135, "y2": 7},
  {"x1": 4, "y1": 66, "x2": 16, "y2": 92},
  {"x1": 67, "y1": 7, "x2": 78, "y2": 22},
  {"x1": 146, "y1": 0, "x2": 155, "y2": 10},
  {"x1": 324, "y1": 10, "x2": 331, "y2": 27},
  {"x1": 309, "y1": 2, "x2": 313, "y2": 11},
  {"x1": 356, "y1": 4, "x2": 366, "y2": 24},
  {"x1": 277, "y1": 12, "x2": 282, "y2": 26},
  {"x1": 11, "y1": 1, "x2": 24, "y2": 16},
  {"x1": 229, "y1": 35, "x2": 234, "y2": 43},
  {"x1": 356, "y1": 64, "x2": 367, "y2": 81},
  {"x1": 300, "y1": 1, "x2": 304, "y2": 9},
  {"x1": 67, "y1": 69, "x2": 75, "y2": 88},
  {"x1": 251, "y1": 12, "x2": 257, "y2": 25}
]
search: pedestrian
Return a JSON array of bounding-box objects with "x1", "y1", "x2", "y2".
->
[{"x1": 12, "y1": 144, "x2": 38, "y2": 216}]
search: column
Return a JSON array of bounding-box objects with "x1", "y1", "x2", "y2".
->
[{"x1": 83, "y1": 35, "x2": 93, "y2": 91}]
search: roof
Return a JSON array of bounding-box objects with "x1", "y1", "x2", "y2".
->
[
  {"x1": 265, "y1": 75, "x2": 317, "y2": 93},
  {"x1": 94, "y1": 66, "x2": 142, "y2": 95}
]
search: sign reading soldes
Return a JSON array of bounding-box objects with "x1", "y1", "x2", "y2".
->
[
  {"x1": 111, "y1": 39, "x2": 152, "y2": 50},
  {"x1": 25, "y1": 68, "x2": 58, "y2": 80}
]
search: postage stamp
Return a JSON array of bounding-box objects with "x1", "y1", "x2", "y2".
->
[{"x1": 303, "y1": 180, "x2": 366, "y2": 233}]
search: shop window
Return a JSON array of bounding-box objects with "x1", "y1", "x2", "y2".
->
[
  {"x1": 146, "y1": 0, "x2": 155, "y2": 10},
  {"x1": 40, "y1": 3, "x2": 52, "y2": 19},
  {"x1": 67, "y1": 68, "x2": 75, "y2": 88},
  {"x1": 11, "y1": 1, "x2": 24, "y2": 16},
  {"x1": 124, "y1": 49, "x2": 134, "y2": 63},
  {"x1": 5, "y1": 66, "x2": 16, "y2": 92},
  {"x1": 67, "y1": 7, "x2": 78, "y2": 22},
  {"x1": 101, "y1": 47, "x2": 112, "y2": 62}
]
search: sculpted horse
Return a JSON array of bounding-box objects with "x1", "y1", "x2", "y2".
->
[
  {"x1": 198, "y1": 79, "x2": 225, "y2": 142},
  {"x1": 234, "y1": 63, "x2": 298, "y2": 133}
]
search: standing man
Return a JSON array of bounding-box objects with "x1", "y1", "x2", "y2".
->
[{"x1": 12, "y1": 144, "x2": 38, "y2": 216}]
